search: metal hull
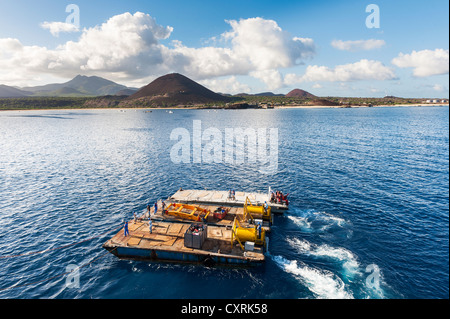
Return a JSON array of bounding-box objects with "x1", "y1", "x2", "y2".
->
[{"x1": 104, "y1": 244, "x2": 264, "y2": 267}]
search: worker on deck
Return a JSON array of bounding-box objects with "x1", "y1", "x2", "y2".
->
[
  {"x1": 276, "y1": 191, "x2": 282, "y2": 203},
  {"x1": 264, "y1": 201, "x2": 268, "y2": 213},
  {"x1": 154, "y1": 202, "x2": 158, "y2": 215},
  {"x1": 149, "y1": 218, "x2": 153, "y2": 234},
  {"x1": 124, "y1": 220, "x2": 129, "y2": 237}
]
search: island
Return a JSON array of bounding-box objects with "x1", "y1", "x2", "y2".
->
[{"x1": 0, "y1": 73, "x2": 448, "y2": 111}]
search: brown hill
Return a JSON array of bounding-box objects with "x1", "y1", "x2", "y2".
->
[
  {"x1": 286, "y1": 89, "x2": 316, "y2": 98},
  {"x1": 127, "y1": 73, "x2": 231, "y2": 106}
]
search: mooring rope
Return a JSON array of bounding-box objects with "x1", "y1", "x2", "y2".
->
[{"x1": 0, "y1": 224, "x2": 122, "y2": 259}]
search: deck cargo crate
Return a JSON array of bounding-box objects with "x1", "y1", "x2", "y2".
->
[{"x1": 184, "y1": 223, "x2": 208, "y2": 249}]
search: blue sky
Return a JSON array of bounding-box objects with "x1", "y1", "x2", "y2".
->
[{"x1": 0, "y1": 0, "x2": 448, "y2": 97}]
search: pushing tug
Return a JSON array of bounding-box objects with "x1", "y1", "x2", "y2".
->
[{"x1": 103, "y1": 188, "x2": 288, "y2": 266}]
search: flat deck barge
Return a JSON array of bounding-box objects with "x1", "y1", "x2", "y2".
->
[
  {"x1": 103, "y1": 219, "x2": 265, "y2": 266},
  {"x1": 103, "y1": 202, "x2": 269, "y2": 266},
  {"x1": 168, "y1": 189, "x2": 288, "y2": 213}
]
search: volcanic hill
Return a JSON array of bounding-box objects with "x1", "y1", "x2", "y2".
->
[
  {"x1": 126, "y1": 73, "x2": 231, "y2": 106},
  {"x1": 286, "y1": 89, "x2": 316, "y2": 98}
]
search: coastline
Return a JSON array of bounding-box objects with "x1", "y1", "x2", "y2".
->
[
  {"x1": 0, "y1": 106, "x2": 182, "y2": 112},
  {"x1": 274, "y1": 103, "x2": 449, "y2": 109},
  {"x1": 0, "y1": 103, "x2": 448, "y2": 112}
]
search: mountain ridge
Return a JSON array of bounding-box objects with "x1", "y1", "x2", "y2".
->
[
  {"x1": 15, "y1": 75, "x2": 135, "y2": 97},
  {"x1": 0, "y1": 85, "x2": 32, "y2": 98}
]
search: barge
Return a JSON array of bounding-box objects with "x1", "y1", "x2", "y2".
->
[
  {"x1": 102, "y1": 219, "x2": 265, "y2": 266},
  {"x1": 168, "y1": 187, "x2": 289, "y2": 213},
  {"x1": 103, "y1": 201, "x2": 271, "y2": 266}
]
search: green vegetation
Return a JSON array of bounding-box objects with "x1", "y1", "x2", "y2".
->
[
  {"x1": 324, "y1": 96, "x2": 426, "y2": 106},
  {"x1": 0, "y1": 96, "x2": 95, "y2": 110},
  {"x1": 238, "y1": 95, "x2": 427, "y2": 107},
  {"x1": 0, "y1": 95, "x2": 434, "y2": 111}
]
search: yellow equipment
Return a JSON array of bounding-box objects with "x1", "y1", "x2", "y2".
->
[
  {"x1": 243, "y1": 197, "x2": 272, "y2": 224},
  {"x1": 164, "y1": 203, "x2": 211, "y2": 222},
  {"x1": 231, "y1": 218, "x2": 265, "y2": 250}
]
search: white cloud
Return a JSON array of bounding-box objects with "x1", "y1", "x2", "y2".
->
[
  {"x1": 169, "y1": 42, "x2": 246, "y2": 79},
  {"x1": 171, "y1": 17, "x2": 315, "y2": 81},
  {"x1": 331, "y1": 39, "x2": 386, "y2": 51},
  {"x1": 285, "y1": 59, "x2": 397, "y2": 84},
  {"x1": 0, "y1": 13, "x2": 316, "y2": 90},
  {"x1": 40, "y1": 21, "x2": 79, "y2": 37},
  {"x1": 222, "y1": 18, "x2": 315, "y2": 70},
  {"x1": 433, "y1": 84, "x2": 444, "y2": 92},
  {"x1": 0, "y1": 38, "x2": 23, "y2": 53},
  {"x1": 1, "y1": 12, "x2": 174, "y2": 83},
  {"x1": 391, "y1": 49, "x2": 449, "y2": 77},
  {"x1": 249, "y1": 69, "x2": 284, "y2": 91},
  {"x1": 199, "y1": 76, "x2": 250, "y2": 94}
]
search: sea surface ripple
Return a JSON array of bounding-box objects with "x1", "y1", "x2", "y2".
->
[{"x1": 0, "y1": 106, "x2": 448, "y2": 299}]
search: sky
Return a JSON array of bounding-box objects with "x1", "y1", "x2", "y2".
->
[{"x1": 0, "y1": 0, "x2": 448, "y2": 97}]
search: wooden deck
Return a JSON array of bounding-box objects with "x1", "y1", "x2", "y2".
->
[
  {"x1": 168, "y1": 189, "x2": 288, "y2": 213},
  {"x1": 103, "y1": 192, "x2": 279, "y2": 266},
  {"x1": 147, "y1": 202, "x2": 271, "y2": 231},
  {"x1": 103, "y1": 218, "x2": 265, "y2": 266}
]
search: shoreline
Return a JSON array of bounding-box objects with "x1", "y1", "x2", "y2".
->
[
  {"x1": 0, "y1": 103, "x2": 448, "y2": 112},
  {"x1": 275, "y1": 103, "x2": 449, "y2": 109}
]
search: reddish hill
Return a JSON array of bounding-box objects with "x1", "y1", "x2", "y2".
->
[
  {"x1": 127, "y1": 73, "x2": 231, "y2": 106},
  {"x1": 286, "y1": 89, "x2": 316, "y2": 98}
]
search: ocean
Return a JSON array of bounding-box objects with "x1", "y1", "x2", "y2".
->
[{"x1": 0, "y1": 105, "x2": 448, "y2": 299}]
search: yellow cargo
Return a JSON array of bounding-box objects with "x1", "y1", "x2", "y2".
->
[
  {"x1": 235, "y1": 225, "x2": 265, "y2": 246},
  {"x1": 164, "y1": 203, "x2": 210, "y2": 222},
  {"x1": 243, "y1": 197, "x2": 272, "y2": 223},
  {"x1": 231, "y1": 218, "x2": 265, "y2": 250}
]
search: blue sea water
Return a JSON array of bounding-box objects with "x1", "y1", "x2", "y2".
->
[{"x1": 0, "y1": 106, "x2": 448, "y2": 299}]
